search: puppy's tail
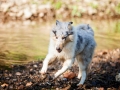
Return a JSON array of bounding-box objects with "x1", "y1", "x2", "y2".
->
[
  {"x1": 87, "y1": 24, "x2": 94, "y2": 36},
  {"x1": 78, "y1": 24, "x2": 94, "y2": 36}
]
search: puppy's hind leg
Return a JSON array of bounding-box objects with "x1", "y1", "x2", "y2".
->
[
  {"x1": 77, "y1": 44, "x2": 95, "y2": 86},
  {"x1": 77, "y1": 60, "x2": 87, "y2": 86},
  {"x1": 76, "y1": 56, "x2": 82, "y2": 79},
  {"x1": 77, "y1": 54, "x2": 92, "y2": 86}
]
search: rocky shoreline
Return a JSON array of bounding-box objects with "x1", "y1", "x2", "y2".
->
[
  {"x1": 0, "y1": 49, "x2": 120, "y2": 90},
  {"x1": 0, "y1": 0, "x2": 120, "y2": 23}
]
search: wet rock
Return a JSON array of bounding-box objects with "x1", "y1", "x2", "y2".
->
[
  {"x1": 0, "y1": 0, "x2": 120, "y2": 23},
  {"x1": 116, "y1": 73, "x2": 120, "y2": 82},
  {"x1": 15, "y1": 72, "x2": 21, "y2": 76},
  {"x1": 0, "y1": 50, "x2": 120, "y2": 89},
  {"x1": 1, "y1": 83, "x2": 8, "y2": 88},
  {"x1": 26, "y1": 82, "x2": 32, "y2": 87},
  {"x1": 33, "y1": 64, "x2": 38, "y2": 68},
  {"x1": 62, "y1": 77, "x2": 67, "y2": 81},
  {"x1": 13, "y1": 78, "x2": 17, "y2": 82},
  {"x1": 46, "y1": 75, "x2": 53, "y2": 81},
  {"x1": 17, "y1": 11, "x2": 23, "y2": 17},
  {"x1": 8, "y1": 85, "x2": 14, "y2": 89},
  {"x1": 15, "y1": 72, "x2": 22, "y2": 76},
  {"x1": 40, "y1": 74, "x2": 47, "y2": 80},
  {"x1": 77, "y1": 84, "x2": 83, "y2": 89},
  {"x1": 102, "y1": 50, "x2": 108, "y2": 55},
  {"x1": 23, "y1": 8, "x2": 32, "y2": 19},
  {"x1": 18, "y1": 85, "x2": 24, "y2": 89},
  {"x1": 63, "y1": 70, "x2": 76, "y2": 79}
]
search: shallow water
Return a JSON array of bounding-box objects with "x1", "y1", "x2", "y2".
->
[{"x1": 0, "y1": 19, "x2": 120, "y2": 65}]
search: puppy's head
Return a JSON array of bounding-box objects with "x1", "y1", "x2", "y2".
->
[{"x1": 52, "y1": 20, "x2": 74, "y2": 53}]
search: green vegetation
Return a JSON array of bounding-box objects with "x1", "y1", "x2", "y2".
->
[
  {"x1": 115, "y1": 3, "x2": 120, "y2": 14},
  {"x1": 72, "y1": 5, "x2": 81, "y2": 17},
  {"x1": 89, "y1": 2, "x2": 98, "y2": 9},
  {"x1": 53, "y1": 1, "x2": 62, "y2": 9}
]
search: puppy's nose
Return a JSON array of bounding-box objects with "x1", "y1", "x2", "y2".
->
[
  {"x1": 56, "y1": 47, "x2": 61, "y2": 51},
  {"x1": 56, "y1": 47, "x2": 62, "y2": 53}
]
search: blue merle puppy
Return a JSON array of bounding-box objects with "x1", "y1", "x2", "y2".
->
[{"x1": 40, "y1": 20, "x2": 96, "y2": 85}]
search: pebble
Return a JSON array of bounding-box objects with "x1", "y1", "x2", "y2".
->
[
  {"x1": 46, "y1": 82, "x2": 51, "y2": 85},
  {"x1": 0, "y1": 0, "x2": 119, "y2": 23},
  {"x1": 41, "y1": 74, "x2": 47, "y2": 80},
  {"x1": 1, "y1": 83, "x2": 8, "y2": 88},
  {"x1": 15, "y1": 72, "x2": 22, "y2": 76},
  {"x1": 26, "y1": 82, "x2": 32, "y2": 86},
  {"x1": 33, "y1": 64, "x2": 38, "y2": 68},
  {"x1": 0, "y1": 50, "x2": 120, "y2": 89},
  {"x1": 13, "y1": 79, "x2": 17, "y2": 81},
  {"x1": 63, "y1": 71, "x2": 76, "y2": 79},
  {"x1": 18, "y1": 85, "x2": 24, "y2": 89},
  {"x1": 116, "y1": 73, "x2": 120, "y2": 82},
  {"x1": 62, "y1": 78, "x2": 68, "y2": 81}
]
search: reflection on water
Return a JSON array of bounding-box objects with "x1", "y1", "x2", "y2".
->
[{"x1": 0, "y1": 19, "x2": 120, "y2": 65}]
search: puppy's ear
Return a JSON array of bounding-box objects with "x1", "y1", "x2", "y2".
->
[
  {"x1": 69, "y1": 22, "x2": 73, "y2": 24},
  {"x1": 56, "y1": 20, "x2": 60, "y2": 25},
  {"x1": 68, "y1": 21, "x2": 73, "y2": 30},
  {"x1": 87, "y1": 24, "x2": 90, "y2": 29},
  {"x1": 52, "y1": 30, "x2": 56, "y2": 36}
]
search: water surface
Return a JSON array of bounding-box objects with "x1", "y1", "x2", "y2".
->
[{"x1": 0, "y1": 19, "x2": 120, "y2": 65}]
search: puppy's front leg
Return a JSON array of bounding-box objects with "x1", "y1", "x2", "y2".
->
[
  {"x1": 54, "y1": 59, "x2": 74, "y2": 78},
  {"x1": 40, "y1": 54, "x2": 55, "y2": 74}
]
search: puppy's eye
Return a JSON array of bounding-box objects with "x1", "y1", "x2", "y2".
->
[
  {"x1": 56, "y1": 37, "x2": 58, "y2": 39},
  {"x1": 62, "y1": 37, "x2": 66, "y2": 40}
]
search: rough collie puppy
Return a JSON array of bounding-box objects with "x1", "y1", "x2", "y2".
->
[{"x1": 40, "y1": 20, "x2": 96, "y2": 85}]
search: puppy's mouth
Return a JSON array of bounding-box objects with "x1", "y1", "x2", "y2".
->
[{"x1": 56, "y1": 49, "x2": 62, "y2": 53}]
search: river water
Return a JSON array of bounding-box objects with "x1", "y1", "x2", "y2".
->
[{"x1": 0, "y1": 19, "x2": 120, "y2": 65}]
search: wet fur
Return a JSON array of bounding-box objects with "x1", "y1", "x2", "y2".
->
[{"x1": 40, "y1": 21, "x2": 96, "y2": 85}]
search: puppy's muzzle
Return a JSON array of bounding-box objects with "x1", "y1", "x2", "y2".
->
[{"x1": 56, "y1": 47, "x2": 62, "y2": 53}]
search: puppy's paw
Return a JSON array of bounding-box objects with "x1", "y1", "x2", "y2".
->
[
  {"x1": 77, "y1": 83, "x2": 83, "y2": 86},
  {"x1": 77, "y1": 84, "x2": 83, "y2": 89},
  {"x1": 40, "y1": 68, "x2": 47, "y2": 74}
]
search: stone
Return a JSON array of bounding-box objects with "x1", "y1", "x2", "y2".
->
[{"x1": 15, "y1": 72, "x2": 22, "y2": 76}]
